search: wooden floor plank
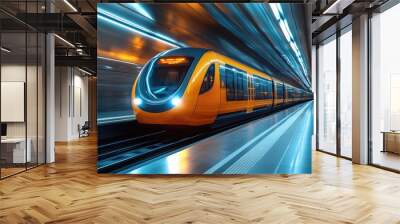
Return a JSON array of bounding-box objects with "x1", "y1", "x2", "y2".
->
[{"x1": 1, "y1": 135, "x2": 400, "y2": 223}]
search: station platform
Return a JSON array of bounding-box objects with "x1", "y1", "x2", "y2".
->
[{"x1": 121, "y1": 101, "x2": 314, "y2": 174}]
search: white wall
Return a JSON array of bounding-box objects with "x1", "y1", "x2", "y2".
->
[
  {"x1": 55, "y1": 67, "x2": 89, "y2": 141},
  {"x1": 1, "y1": 63, "x2": 46, "y2": 164},
  {"x1": 1, "y1": 65, "x2": 40, "y2": 138}
]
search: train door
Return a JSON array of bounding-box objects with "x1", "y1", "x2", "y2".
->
[
  {"x1": 271, "y1": 79, "x2": 275, "y2": 107},
  {"x1": 194, "y1": 63, "x2": 220, "y2": 121},
  {"x1": 247, "y1": 74, "x2": 254, "y2": 113},
  {"x1": 218, "y1": 63, "x2": 231, "y2": 115}
]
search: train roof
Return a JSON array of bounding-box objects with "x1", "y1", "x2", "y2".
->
[
  {"x1": 158, "y1": 48, "x2": 310, "y2": 92},
  {"x1": 157, "y1": 47, "x2": 210, "y2": 58}
]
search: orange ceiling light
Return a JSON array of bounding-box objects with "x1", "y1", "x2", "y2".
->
[
  {"x1": 98, "y1": 49, "x2": 140, "y2": 64},
  {"x1": 132, "y1": 36, "x2": 145, "y2": 49},
  {"x1": 158, "y1": 57, "x2": 188, "y2": 65}
]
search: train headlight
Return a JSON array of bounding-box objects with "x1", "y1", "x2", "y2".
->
[
  {"x1": 171, "y1": 97, "x2": 181, "y2": 107},
  {"x1": 133, "y1": 98, "x2": 142, "y2": 106}
]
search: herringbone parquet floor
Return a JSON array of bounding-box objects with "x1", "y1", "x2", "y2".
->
[{"x1": 1, "y1": 135, "x2": 400, "y2": 224}]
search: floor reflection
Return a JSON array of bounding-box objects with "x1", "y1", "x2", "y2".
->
[{"x1": 123, "y1": 101, "x2": 314, "y2": 174}]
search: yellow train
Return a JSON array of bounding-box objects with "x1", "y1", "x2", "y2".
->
[{"x1": 131, "y1": 48, "x2": 312, "y2": 126}]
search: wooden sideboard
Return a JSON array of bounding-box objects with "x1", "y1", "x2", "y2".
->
[{"x1": 382, "y1": 131, "x2": 400, "y2": 154}]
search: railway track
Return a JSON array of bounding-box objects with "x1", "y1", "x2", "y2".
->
[{"x1": 97, "y1": 100, "x2": 311, "y2": 173}]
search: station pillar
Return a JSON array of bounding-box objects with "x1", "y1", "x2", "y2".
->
[
  {"x1": 46, "y1": 1, "x2": 56, "y2": 163},
  {"x1": 352, "y1": 14, "x2": 369, "y2": 164}
]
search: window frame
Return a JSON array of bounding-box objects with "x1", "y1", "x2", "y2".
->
[{"x1": 199, "y1": 63, "x2": 215, "y2": 94}]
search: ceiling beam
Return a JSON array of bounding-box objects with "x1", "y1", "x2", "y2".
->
[{"x1": 55, "y1": 55, "x2": 96, "y2": 72}]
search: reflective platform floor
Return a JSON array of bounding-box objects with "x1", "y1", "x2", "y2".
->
[
  {"x1": 2, "y1": 134, "x2": 400, "y2": 223},
  {"x1": 121, "y1": 102, "x2": 314, "y2": 174}
]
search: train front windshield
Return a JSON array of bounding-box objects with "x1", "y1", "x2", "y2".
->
[{"x1": 147, "y1": 57, "x2": 193, "y2": 99}]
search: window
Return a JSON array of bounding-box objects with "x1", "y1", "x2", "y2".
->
[
  {"x1": 254, "y1": 77, "x2": 260, "y2": 99},
  {"x1": 340, "y1": 28, "x2": 352, "y2": 158},
  {"x1": 242, "y1": 72, "x2": 248, "y2": 100},
  {"x1": 0, "y1": 2, "x2": 46, "y2": 179},
  {"x1": 266, "y1": 80, "x2": 272, "y2": 99},
  {"x1": 146, "y1": 57, "x2": 193, "y2": 99},
  {"x1": 200, "y1": 64, "x2": 215, "y2": 94},
  {"x1": 254, "y1": 76, "x2": 273, "y2": 100},
  {"x1": 221, "y1": 64, "x2": 247, "y2": 101},
  {"x1": 287, "y1": 87, "x2": 293, "y2": 99},
  {"x1": 370, "y1": 4, "x2": 400, "y2": 171},
  {"x1": 276, "y1": 83, "x2": 284, "y2": 99},
  {"x1": 317, "y1": 36, "x2": 337, "y2": 155},
  {"x1": 224, "y1": 66, "x2": 235, "y2": 100}
]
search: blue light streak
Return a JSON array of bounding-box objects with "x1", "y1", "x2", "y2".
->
[
  {"x1": 98, "y1": 9, "x2": 186, "y2": 48},
  {"x1": 124, "y1": 3, "x2": 154, "y2": 21},
  {"x1": 270, "y1": 3, "x2": 309, "y2": 87},
  {"x1": 97, "y1": 56, "x2": 138, "y2": 66}
]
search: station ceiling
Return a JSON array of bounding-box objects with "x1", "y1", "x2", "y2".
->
[
  {"x1": 98, "y1": 3, "x2": 312, "y2": 90},
  {"x1": 1, "y1": 1, "x2": 312, "y2": 89}
]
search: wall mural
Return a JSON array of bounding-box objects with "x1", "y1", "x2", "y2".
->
[{"x1": 97, "y1": 3, "x2": 314, "y2": 174}]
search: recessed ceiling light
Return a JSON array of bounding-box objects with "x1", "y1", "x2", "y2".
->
[
  {"x1": 78, "y1": 67, "x2": 93, "y2": 76},
  {"x1": 1, "y1": 47, "x2": 11, "y2": 53},
  {"x1": 54, "y1": 34, "x2": 75, "y2": 48},
  {"x1": 63, "y1": 0, "x2": 78, "y2": 12},
  {"x1": 97, "y1": 56, "x2": 138, "y2": 66}
]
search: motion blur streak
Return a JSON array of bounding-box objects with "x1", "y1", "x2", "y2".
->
[
  {"x1": 97, "y1": 56, "x2": 139, "y2": 66},
  {"x1": 97, "y1": 3, "x2": 311, "y2": 124},
  {"x1": 97, "y1": 13, "x2": 183, "y2": 48}
]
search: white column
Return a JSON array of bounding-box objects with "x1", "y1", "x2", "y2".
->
[
  {"x1": 46, "y1": 32, "x2": 55, "y2": 163},
  {"x1": 45, "y1": 0, "x2": 56, "y2": 163},
  {"x1": 352, "y1": 14, "x2": 369, "y2": 164},
  {"x1": 55, "y1": 67, "x2": 73, "y2": 141}
]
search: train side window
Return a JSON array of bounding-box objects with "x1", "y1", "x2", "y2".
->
[
  {"x1": 243, "y1": 72, "x2": 248, "y2": 100},
  {"x1": 263, "y1": 80, "x2": 267, "y2": 99},
  {"x1": 259, "y1": 79, "x2": 264, "y2": 99},
  {"x1": 266, "y1": 79, "x2": 272, "y2": 99},
  {"x1": 259, "y1": 79, "x2": 263, "y2": 100},
  {"x1": 255, "y1": 78, "x2": 258, "y2": 98},
  {"x1": 220, "y1": 65, "x2": 226, "y2": 88},
  {"x1": 253, "y1": 75, "x2": 269, "y2": 100},
  {"x1": 235, "y1": 71, "x2": 240, "y2": 100},
  {"x1": 276, "y1": 83, "x2": 282, "y2": 99},
  {"x1": 236, "y1": 69, "x2": 246, "y2": 100},
  {"x1": 240, "y1": 73, "x2": 245, "y2": 100},
  {"x1": 255, "y1": 77, "x2": 259, "y2": 100},
  {"x1": 226, "y1": 66, "x2": 235, "y2": 101},
  {"x1": 233, "y1": 69, "x2": 238, "y2": 100},
  {"x1": 254, "y1": 76, "x2": 261, "y2": 100},
  {"x1": 200, "y1": 64, "x2": 215, "y2": 94},
  {"x1": 236, "y1": 70, "x2": 243, "y2": 100},
  {"x1": 242, "y1": 72, "x2": 249, "y2": 100},
  {"x1": 224, "y1": 65, "x2": 249, "y2": 101},
  {"x1": 264, "y1": 81, "x2": 268, "y2": 99}
]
